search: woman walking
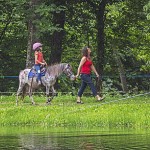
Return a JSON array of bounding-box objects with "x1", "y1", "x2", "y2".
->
[{"x1": 76, "y1": 46, "x2": 104, "y2": 104}]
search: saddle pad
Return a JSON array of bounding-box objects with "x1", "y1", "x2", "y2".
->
[
  {"x1": 28, "y1": 69, "x2": 37, "y2": 78},
  {"x1": 28, "y1": 67, "x2": 46, "y2": 78}
]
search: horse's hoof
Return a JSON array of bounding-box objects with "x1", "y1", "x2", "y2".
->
[
  {"x1": 46, "y1": 102, "x2": 51, "y2": 105},
  {"x1": 48, "y1": 98, "x2": 52, "y2": 102}
]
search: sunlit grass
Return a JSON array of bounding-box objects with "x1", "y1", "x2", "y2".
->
[{"x1": 0, "y1": 94, "x2": 149, "y2": 128}]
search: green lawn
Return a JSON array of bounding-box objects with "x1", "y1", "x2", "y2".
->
[{"x1": 0, "y1": 94, "x2": 150, "y2": 128}]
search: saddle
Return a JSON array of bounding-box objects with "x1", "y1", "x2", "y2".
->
[{"x1": 28, "y1": 65, "x2": 46, "y2": 79}]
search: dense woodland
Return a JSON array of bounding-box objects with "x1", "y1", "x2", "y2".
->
[{"x1": 0, "y1": 0, "x2": 150, "y2": 94}]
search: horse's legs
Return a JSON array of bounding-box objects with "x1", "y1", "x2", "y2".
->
[
  {"x1": 46, "y1": 86, "x2": 56, "y2": 104},
  {"x1": 28, "y1": 86, "x2": 35, "y2": 105},
  {"x1": 46, "y1": 85, "x2": 51, "y2": 104},
  {"x1": 50, "y1": 86, "x2": 57, "y2": 101},
  {"x1": 16, "y1": 82, "x2": 24, "y2": 106},
  {"x1": 51, "y1": 86, "x2": 56, "y2": 95}
]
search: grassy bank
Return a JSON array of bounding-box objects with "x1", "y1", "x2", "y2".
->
[{"x1": 0, "y1": 94, "x2": 150, "y2": 128}]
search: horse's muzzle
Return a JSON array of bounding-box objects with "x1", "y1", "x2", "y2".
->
[{"x1": 70, "y1": 75, "x2": 76, "y2": 81}]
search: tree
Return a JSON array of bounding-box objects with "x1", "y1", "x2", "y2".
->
[
  {"x1": 26, "y1": 0, "x2": 40, "y2": 68},
  {"x1": 48, "y1": 0, "x2": 66, "y2": 64},
  {"x1": 105, "y1": 0, "x2": 150, "y2": 92},
  {"x1": 83, "y1": 0, "x2": 108, "y2": 94}
]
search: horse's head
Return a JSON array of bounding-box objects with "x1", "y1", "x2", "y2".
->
[{"x1": 63, "y1": 64, "x2": 75, "y2": 81}]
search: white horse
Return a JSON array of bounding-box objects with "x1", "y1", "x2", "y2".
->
[{"x1": 16, "y1": 63, "x2": 75, "y2": 105}]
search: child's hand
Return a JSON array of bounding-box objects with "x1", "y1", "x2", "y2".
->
[{"x1": 41, "y1": 63, "x2": 45, "y2": 66}]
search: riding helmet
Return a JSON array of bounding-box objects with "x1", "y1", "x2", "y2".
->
[{"x1": 33, "y1": 42, "x2": 42, "y2": 51}]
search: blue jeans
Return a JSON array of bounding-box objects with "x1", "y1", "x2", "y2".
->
[
  {"x1": 78, "y1": 74, "x2": 97, "y2": 97},
  {"x1": 34, "y1": 64, "x2": 41, "y2": 81}
]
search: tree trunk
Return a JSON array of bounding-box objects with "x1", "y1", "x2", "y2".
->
[
  {"x1": 49, "y1": 1, "x2": 66, "y2": 64},
  {"x1": 95, "y1": 1, "x2": 106, "y2": 95},
  {"x1": 26, "y1": 20, "x2": 34, "y2": 68},
  {"x1": 113, "y1": 49, "x2": 128, "y2": 93},
  {"x1": 26, "y1": 0, "x2": 40, "y2": 68}
]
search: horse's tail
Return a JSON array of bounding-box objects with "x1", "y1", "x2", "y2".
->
[
  {"x1": 21, "y1": 84, "x2": 29, "y2": 99},
  {"x1": 29, "y1": 77, "x2": 34, "y2": 95},
  {"x1": 18, "y1": 69, "x2": 29, "y2": 100}
]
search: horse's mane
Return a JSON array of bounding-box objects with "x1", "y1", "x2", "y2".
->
[{"x1": 46, "y1": 63, "x2": 66, "y2": 77}]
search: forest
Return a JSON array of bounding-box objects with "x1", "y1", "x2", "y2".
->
[{"x1": 0, "y1": 0, "x2": 150, "y2": 94}]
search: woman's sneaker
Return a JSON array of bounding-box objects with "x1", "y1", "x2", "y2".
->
[{"x1": 97, "y1": 96, "x2": 105, "y2": 101}]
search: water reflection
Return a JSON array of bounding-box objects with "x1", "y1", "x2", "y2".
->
[{"x1": 0, "y1": 127, "x2": 150, "y2": 150}]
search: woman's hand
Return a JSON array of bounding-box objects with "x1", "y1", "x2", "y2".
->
[
  {"x1": 75, "y1": 74, "x2": 79, "y2": 79},
  {"x1": 96, "y1": 73, "x2": 99, "y2": 78}
]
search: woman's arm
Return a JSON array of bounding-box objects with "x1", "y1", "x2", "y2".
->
[
  {"x1": 76, "y1": 56, "x2": 86, "y2": 77},
  {"x1": 91, "y1": 64, "x2": 99, "y2": 77}
]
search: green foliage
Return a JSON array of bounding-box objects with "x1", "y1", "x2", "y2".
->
[
  {"x1": 104, "y1": 0, "x2": 150, "y2": 93},
  {"x1": 0, "y1": 0, "x2": 149, "y2": 93},
  {"x1": 143, "y1": 1, "x2": 150, "y2": 20},
  {"x1": 33, "y1": 3, "x2": 66, "y2": 36}
]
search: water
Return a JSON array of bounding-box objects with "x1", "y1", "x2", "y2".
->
[{"x1": 0, "y1": 127, "x2": 149, "y2": 150}]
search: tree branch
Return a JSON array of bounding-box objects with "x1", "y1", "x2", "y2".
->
[{"x1": 0, "y1": 15, "x2": 12, "y2": 44}]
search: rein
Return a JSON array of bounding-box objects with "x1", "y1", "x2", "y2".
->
[{"x1": 63, "y1": 64, "x2": 74, "y2": 78}]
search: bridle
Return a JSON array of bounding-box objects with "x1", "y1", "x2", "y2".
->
[{"x1": 63, "y1": 64, "x2": 74, "y2": 78}]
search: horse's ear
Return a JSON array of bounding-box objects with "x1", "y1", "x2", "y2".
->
[
  {"x1": 65, "y1": 63, "x2": 70, "y2": 69},
  {"x1": 63, "y1": 63, "x2": 71, "y2": 71}
]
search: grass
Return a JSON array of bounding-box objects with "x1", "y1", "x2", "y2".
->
[{"x1": 0, "y1": 93, "x2": 150, "y2": 128}]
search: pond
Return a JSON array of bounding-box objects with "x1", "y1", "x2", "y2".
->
[{"x1": 0, "y1": 127, "x2": 149, "y2": 150}]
